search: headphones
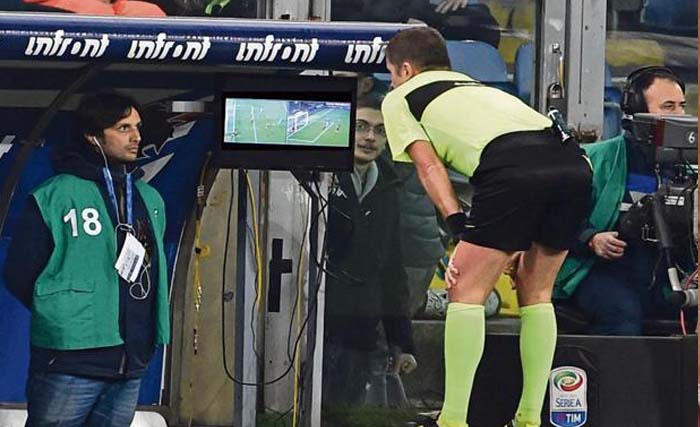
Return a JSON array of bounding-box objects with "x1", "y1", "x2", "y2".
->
[
  {"x1": 621, "y1": 66, "x2": 685, "y2": 117},
  {"x1": 91, "y1": 136, "x2": 101, "y2": 146}
]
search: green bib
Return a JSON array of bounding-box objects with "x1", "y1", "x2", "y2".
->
[
  {"x1": 30, "y1": 174, "x2": 170, "y2": 350},
  {"x1": 554, "y1": 135, "x2": 628, "y2": 298}
]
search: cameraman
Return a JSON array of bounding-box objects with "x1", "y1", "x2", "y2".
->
[{"x1": 554, "y1": 66, "x2": 689, "y2": 336}]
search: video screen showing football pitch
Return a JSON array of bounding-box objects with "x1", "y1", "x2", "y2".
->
[{"x1": 223, "y1": 98, "x2": 351, "y2": 147}]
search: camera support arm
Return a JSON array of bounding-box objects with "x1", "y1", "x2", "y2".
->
[{"x1": 651, "y1": 191, "x2": 682, "y2": 291}]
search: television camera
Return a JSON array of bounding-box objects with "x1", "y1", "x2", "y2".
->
[{"x1": 618, "y1": 114, "x2": 698, "y2": 308}]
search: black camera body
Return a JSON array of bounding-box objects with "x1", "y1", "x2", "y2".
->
[
  {"x1": 631, "y1": 113, "x2": 698, "y2": 165},
  {"x1": 618, "y1": 114, "x2": 698, "y2": 307},
  {"x1": 621, "y1": 114, "x2": 698, "y2": 241},
  {"x1": 618, "y1": 184, "x2": 696, "y2": 244}
]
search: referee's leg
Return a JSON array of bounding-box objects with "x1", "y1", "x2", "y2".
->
[
  {"x1": 512, "y1": 243, "x2": 568, "y2": 427},
  {"x1": 437, "y1": 242, "x2": 512, "y2": 427}
]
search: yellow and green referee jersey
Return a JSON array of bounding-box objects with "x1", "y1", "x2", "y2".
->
[{"x1": 381, "y1": 70, "x2": 552, "y2": 177}]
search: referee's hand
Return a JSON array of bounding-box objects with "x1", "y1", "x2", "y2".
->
[
  {"x1": 588, "y1": 231, "x2": 627, "y2": 260},
  {"x1": 445, "y1": 257, "x2": 460, "y2": 289}
]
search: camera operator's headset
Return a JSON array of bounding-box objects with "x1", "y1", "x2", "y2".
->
[{"x1": 621, "y1": 65, "x2": 685, "y2": 124}]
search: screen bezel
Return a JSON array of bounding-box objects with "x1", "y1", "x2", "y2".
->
[{"x1": 218, "y1": 74, "x2": 356, "y2": 172}]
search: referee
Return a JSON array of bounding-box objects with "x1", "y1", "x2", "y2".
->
[{"x1": 381, "y1": 27, "x2": 593, "y2": 427}]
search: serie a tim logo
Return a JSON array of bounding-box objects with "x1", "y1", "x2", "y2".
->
[{"x1": 549, "y1": 366, "x2": 588, "y2": 427}]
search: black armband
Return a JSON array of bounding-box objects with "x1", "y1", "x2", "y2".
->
[{"x1": 445, "y1": 212, "x2": 468, "y2": 237}]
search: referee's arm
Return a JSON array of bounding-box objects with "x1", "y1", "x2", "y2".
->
[{"x1": 406, "y1": 139, "x2": 462, "y2": 219}]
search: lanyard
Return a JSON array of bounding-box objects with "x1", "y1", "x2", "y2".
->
[{"x1": 102, "y1": 167, "x2": 133, "y2": 226}]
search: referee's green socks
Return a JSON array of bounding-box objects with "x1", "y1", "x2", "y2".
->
[
  {"x1": 437, "y1": 303, "x2": 485, "y2": 427},
  {"x1": 515, "y1": 302, "x2": 557, "y2": 427}
]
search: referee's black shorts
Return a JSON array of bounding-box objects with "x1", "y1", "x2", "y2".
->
[{"x1": 461, "y1": 128, "x2": 593, "y2": 252}]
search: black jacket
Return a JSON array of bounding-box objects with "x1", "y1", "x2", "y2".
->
[
  {"x1": 325, "y1": 158, "x2": 414, "y2": 353},
  {"x1": 3, "y1": 138, "x2": 159, "y2": 379}
]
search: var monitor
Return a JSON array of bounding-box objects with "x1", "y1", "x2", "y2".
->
[{"x1": 218, "y1": 75, "x2": 356, "y2": 171}]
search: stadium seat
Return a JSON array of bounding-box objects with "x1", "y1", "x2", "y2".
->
[
  {"x1": 515, "y1": 42, "x2": 623, "y2": 116},
  {"x1": 604, "y1": 63, "x2": 623, "y2": 104},
  {"x1": 640, "y1": 0, "x2": 697, "y2": 36},
  {"x1": 602, "y1": 101, "x2": 623, "y2": 140},
  {"x1": 373, "y1": 72, "x2": 391, "y2": 84},
  {"x1": 378, "y1": 41, "x2": 517, "y2": 95},
  {"x1": 445, "y1": 40, "x2": 516, "y2": 95},
  {"x1": 514, "y1": 42, "x2": 534, "y2": 103}
]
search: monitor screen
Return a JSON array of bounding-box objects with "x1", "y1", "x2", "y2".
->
[
  {"x1": 223, "y1": 99, "x2": 351, "y2": 147},
  {"x1": 218, "y1": 75, "x2": 356, "y2": 171}
]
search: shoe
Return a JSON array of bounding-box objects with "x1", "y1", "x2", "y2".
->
[
  {"x1": 423, "y1": 289, "x2": 449, "y2": 319},
  {"x1": 413, "y1": 417, "x2": 440, "y2": 427},
  {"x1": 409, "y1": 411, "x2": 441, "y2": 427}
]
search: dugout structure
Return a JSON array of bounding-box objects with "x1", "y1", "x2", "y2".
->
[{"x1": 0, "y1": 11, "x2": 416, "y2": 427}]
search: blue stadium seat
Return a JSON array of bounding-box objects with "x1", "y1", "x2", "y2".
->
[
  {"x1": 373, "y1": 72, "x2": 391, "y2": 84},
  {"x1": 641, "y1": 0, "x2": 697, "y2": 36},
  {"x1": 604, "y1": 64, "x2": 622, "y2": 104},
  {"x1": 377, "y1": 41, "x2": 516, "y2": 95},
  {"x1": 603, "y1": 102, "x2": 623, "y2": 140},
  {"x1": 514, "y1": 42, "x2": 534, "y2": 103},
  {"x1": 446, "y1": 40, "x2": 516, "y2": 95},
  {"x1": 446, "y1": 40, "x2": 507, "y2": 81},
  {"x1": 514, "y1": 42, "x2": 623, "y2": 106}
]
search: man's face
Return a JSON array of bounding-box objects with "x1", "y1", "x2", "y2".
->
[
  {"x1": 644, "y1": 77, "x2": 686, "y2": 115},
  {"x1": 96, "y1": 108, "x2": 143, "y2": 163},
  {"x1": 354, "y1": 107, "x2": 386, "y2": 165},
  {"x1": 386, "y1": 61, "x2": 413, "y2": 88}
]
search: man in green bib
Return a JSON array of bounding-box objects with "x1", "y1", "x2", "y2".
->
[
  {"x1": 381, "y1": 27, "x2": 592, "y2": 427},
  {"x1": 3, "y1": 92, "x2": 169, "y2": 426}
]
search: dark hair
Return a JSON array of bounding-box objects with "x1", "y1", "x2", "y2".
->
[
  {"x1": 76, "y1": 91, "x2": 141, "y2": 137},
  {"x1": 622, "y1": 66, "x2": 685, "y2": 115},
  {"x1": 357, "y1": 93, "x2": 384, "y2": 111},
  {"x1": 386, "y1": 27, "x2": 451, "y2": 72}
]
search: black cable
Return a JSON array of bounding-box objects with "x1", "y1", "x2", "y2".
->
[
  {"x1": 294, "y1": 176, "x2": 332, "y2": 396},
  {"x1": 682, "y1": 182, "x2": 698, "y2": 265},
  {"x1": 647, "y1": 249, "x2": 663, "y2": 291},
  {"x1": 220, "y1": 169, "x2": 292, "y2": 387},
  {"x1": 221, "y1": 169, "x2": 238, "y2": 382},
  {"x1": 276, "y1": 199, "x2": 328, "y2": 388},
  {"x1": 220, "y1": 170, "x2": 330, "y2": 387},
  {"x1": 315, "y1": 175, "x2": 370, "y2": 287},
  {"x1": 281, "y1": 176, "x2": 331, "y2": 407},
  {"x1": 660, "y1": 179, "x2": 698, "y2": 270},
  {"x1": 274, "y1": 407, "x2": 293, "y2": 427}
]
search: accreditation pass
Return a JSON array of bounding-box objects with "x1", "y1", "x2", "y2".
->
[{"x1": 115, "y1": 233, "x2": 146, "y2": 283}]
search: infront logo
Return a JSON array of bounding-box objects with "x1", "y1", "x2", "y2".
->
[
  {"x1": 127, "y1": 33, "x2": 211, "y2": 61},
  {"x1": 235, "y1": 35, "x2": 319, "y2": 64},
  {"x1": 24, "y1": 30, "x2": 109, "y2": 58},
  {"x1": 344, "y1": 36, "x2": 385, "y2": 64}
]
